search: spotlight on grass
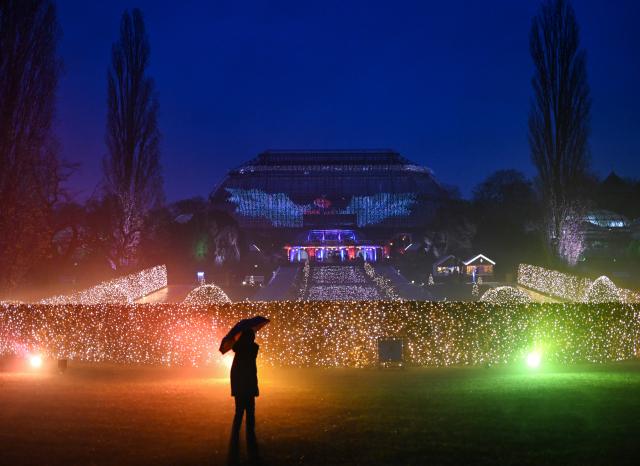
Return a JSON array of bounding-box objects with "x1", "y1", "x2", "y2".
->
[
  {"x1": 526, "y1": 350, "x2": 542, "y2": 369},
  {"x1": 29, "y1": 354, "x2": 43, "y2": 369}
]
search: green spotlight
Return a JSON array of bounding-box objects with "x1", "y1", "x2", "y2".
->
[{"x1": 526, "y1": 350, "x2": 542, "y2": 369}]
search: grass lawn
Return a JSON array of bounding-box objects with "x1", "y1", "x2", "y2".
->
[{"x1": 1, "y1": 361, "x2": 639, "y2": 465}]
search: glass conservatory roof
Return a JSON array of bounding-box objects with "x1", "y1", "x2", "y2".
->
[{"x1": 584, "y1": 210, "x2": 629, "y2": 229}]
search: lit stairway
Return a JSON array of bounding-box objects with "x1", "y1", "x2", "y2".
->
[{"x1": 305, "y1": 264, "x2": 382, "y2": 301}]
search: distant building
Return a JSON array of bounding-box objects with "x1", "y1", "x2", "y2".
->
[
  {"x1": 582, "y1": 210, "x2": 631, "y2": 257},
  {"x1": 211, "y1": 149, "x2": 448, "y2": 262},
  {"x1": 286, "y1": 229, "x2": 385, "y2": 263},
  {"x1": 463, "y1": 254, "x2": 495, "y2": 278},
  {"x1": 432, "y1": 255, "x2": 460, "y2": 277}
]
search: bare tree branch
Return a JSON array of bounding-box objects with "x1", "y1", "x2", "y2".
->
[
  {"x1": 0, "y1": 0, "x2": 63, "y2": 293},
  {"x1": 528, "y1": 0, "x2": 591, "y2": 262},
  {"x1": 103, "y1": 8, "x2": 163, "y2": 269}
]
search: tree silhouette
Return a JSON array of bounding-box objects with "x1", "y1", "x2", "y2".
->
[
  {"x1": 0, "y1": 0, "x2": 65, "y2": 293},
  {"x1": 528, "y1": 0, "x2": 591, "y2": 261},
  {"x1": 104, "y1": 8, "x2": 163, "y2": 269}
]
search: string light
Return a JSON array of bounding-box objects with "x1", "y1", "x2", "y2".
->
[
  {"x1": 1, "y1": 301, "x2": 637, "y2": 368},
  {"x1": 40, "y1": 265, "x2": 167, "y2": 305},
  {"x1": 303, "y1": 265, "x2": 385, "y2": 301},
  {"x1": 297, "y1": 264, "x2": 402, "y2": 301},
  {"x1": 297, "y1": 260, "x2": 310, "y2": 300},
  {"x1": 307, "y1": 285, "x2": 381, "y2": 301},
  {"x1": 225, "y1": 189, "x2": 418, "y2": 228},
  {"x1": 312, "y1": 266, "x2": 368, "y2": 284},
  {"x1": 0, "y1": 302, "x2": 222, "y2": 367},
  {"x1": 480, "y1": 286, "x2": 532, "y2": 304},
  {"x1": 518, "y1": 264, "x2": 640, "y2": 303},
  {"x1": 183, "y1": 284, "x2": 232, "y2": 305},
  {"x1": 584, "y1": 276, "x2": 622, "y2": 303},
  {"x1": 364, "y1": 263, "x2": 402, "y2": 301}
]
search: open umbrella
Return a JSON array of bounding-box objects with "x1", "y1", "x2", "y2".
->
[{"x1": 219, "y1": 316, "x2": 270, "y2": 354}]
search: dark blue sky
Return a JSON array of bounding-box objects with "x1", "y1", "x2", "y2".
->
[{"x1": 55, "y1": 0, "x2": 640, "y2": 201}]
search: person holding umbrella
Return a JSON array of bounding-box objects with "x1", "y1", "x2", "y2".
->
[
  {"x1": 231, "y1": 329, "x2": 259, "y2": 439},
  {"x1": 220, "y1": 316, "x2": 269, "y2": 461}
]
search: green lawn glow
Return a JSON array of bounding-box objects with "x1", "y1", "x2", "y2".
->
[{"x1": 1, "y1": 362, "x2": 639, "y2": 465}]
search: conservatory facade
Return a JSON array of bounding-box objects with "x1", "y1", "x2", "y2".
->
[{"x1": 211, "y1": 149, "x2": 447, "y2": 255}]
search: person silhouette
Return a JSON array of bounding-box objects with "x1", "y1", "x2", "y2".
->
[{"x1": 228, "y1": 329, "x2": 259, "y2": 463}]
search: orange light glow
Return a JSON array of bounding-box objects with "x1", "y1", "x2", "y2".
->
[{"x1": 29, "y1": 354, "x2": 43, "y2": 368}]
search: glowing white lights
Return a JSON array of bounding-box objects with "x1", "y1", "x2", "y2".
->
[
  {"x1": 480, "y1": 286, "x2": 532, "y2": 305},
  {"x1": 226, "y1": 189, "x2": 418, "y2": 228},
  {"x1": 517, "y1": 264, "x2": 591, "y2": 301},
  {"x1": 584, "y1": 276, "x2": 622, "y2": 303},
  {"x1": 183, "y1": 284, "x2": 232, "y2": 305},
  {"x1": 517, "y1": 264, "x2": 639, "y2": 303},
  {"x1": 297, "y1": 260, "x2": 310, "y2": 300},
  {"x1": 312, "y1": 266, "x2": 368, "y2": 284},
  {"x1": 307, "y1": 285, "x2": 381, "y2": 301},
  {"x1": 298, "y1": 263, "x2": 403, "y2": 301},
  {"x1": 558, "y1": 213, "x2": 586, "y2": 266},
  {"x1": 0, "y1": 300, "x2": 636, "y2": 368},
  {"x1": 1, "y1": 302, "x2": 223, "y2": 367},
  {"x1": 40, "y1": 265, "x2": 168, "y2": 305},
  {"x1": 302, "y1": 265, "x2": 383, "y2": 301},
  {"x1": 472, "y1": 283, "x2": 479, "y2": 298},
  {"x1": 364, "y1": 263, "x2": 402, "y2": 301}
]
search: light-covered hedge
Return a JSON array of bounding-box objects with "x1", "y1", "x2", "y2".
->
[
  {"x1": 1, "y1": 301, "x2": 638, "y2": 367},
  {"x1": 40, "y1": 265, "x2": 167, "y2": 304},
  {"x1": 517, "y1": 264, "x2": 640, "y2": 303},
  {"x1": 480, "y1": 286, "x2": 532, "y2": 304},
  {"x1": 183, "y1": 284, "x2": 232, "y2": 305}
]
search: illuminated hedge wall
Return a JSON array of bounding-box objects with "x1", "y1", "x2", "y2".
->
[
  {"x1": 1, "y1": 301, "x2": 638, "y2": 367},
  {"x1": 518, "y1": 264, "x2": 640, "y2": 303},
  {"x1": 40, "y1": 265, "x2": 167, "y2": 304}
]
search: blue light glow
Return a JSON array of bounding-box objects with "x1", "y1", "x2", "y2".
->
[
  {"x1": 226, "y1": 189, "x2": 417, "y2": 227},
  {"x1": 226, "y1": 188, "x2": 312, "y2": 227},
  {"x1": 342, "y1": 193, "x2": 417, "y2": 227}
]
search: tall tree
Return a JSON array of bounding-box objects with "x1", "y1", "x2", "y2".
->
[
  {"x1": 0, "y1": 0, "x2": 64, "y2": 293},
  {"x1": 104, "y1": 8, "x2": 162, "y2": 269},
  {"x1": 528, "y1": 0, "x2": 591, "y2": 262}
]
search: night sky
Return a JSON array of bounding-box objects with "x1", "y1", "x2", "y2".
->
[{"x1": 55, "y1": 0, "x2": 640, "y2": 201}]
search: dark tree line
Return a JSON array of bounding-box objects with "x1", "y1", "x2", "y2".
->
[
  {"x1": 0, "y1": 0, "x2": 68, "y2": 293},
  {"x1": 0, "y1": 3, "x2": 165, "y2": 297},
  {"x1": 471, "y1": 170, "x2": 542, "y2": 274},
  {"x1": 595, "y1": 172, "x2": 640, "y2": 220},
  {"x1": 0, "y1": 0, "x2": 634, "y2": 295}
]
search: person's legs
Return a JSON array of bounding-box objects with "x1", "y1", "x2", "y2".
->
[
  {"x1": 228, "y1": 397, "x2": 245, "y2": 465},
  {"x1": 245, "y1": 397, "x2": 259, "y2": 461},
  {"x1": 232, "y1": 396, "x2": 246, "y2": 435},
  {"x1": 245, "y1": 396, "x2": 256, "y2": 437}
]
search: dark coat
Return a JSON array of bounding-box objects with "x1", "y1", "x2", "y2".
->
[{"x1": 230, "y1": 337, "x2": 259, "y2": 397}]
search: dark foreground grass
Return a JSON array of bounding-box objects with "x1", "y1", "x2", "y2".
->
[{"x1": 1, "y1": 362, "x2": 639, "y2": 465}]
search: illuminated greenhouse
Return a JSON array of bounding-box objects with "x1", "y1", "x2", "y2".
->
[{"x1": 210, "y1": 150, "x2": 447, "y2": 235}]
